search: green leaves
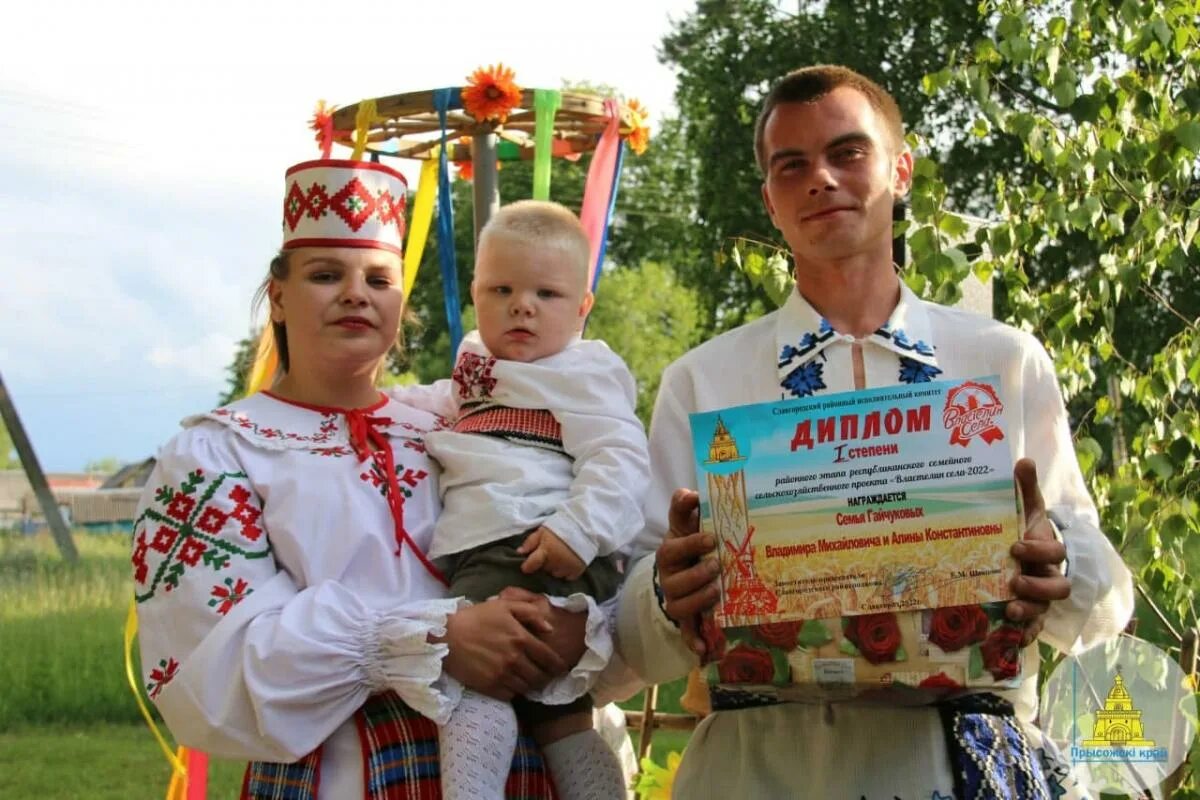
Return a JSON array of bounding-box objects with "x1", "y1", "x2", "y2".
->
[
  {"x1": 910, "y1": 2, "x2": 1200, "y2": 724},
  {"x1": 728, "y1": 240, "x2": 794, "y2": 310},
  {"x1": 1173, "y1": 120, "x2": 1200, "y2": 154},
  {"x1": 798, "y1": 619, "x2": 833, "y2": 649}
]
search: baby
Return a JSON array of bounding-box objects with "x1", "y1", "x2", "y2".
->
[{"x1": 400, "y1": 200, "x2": 649, "y2": 800}]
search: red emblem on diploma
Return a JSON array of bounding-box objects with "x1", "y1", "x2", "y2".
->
[
  {"x1": 942, "y1": 381, "x2": 1005, "y2": 447},
  {"x1": 722, "y1": 525, "x2": 779, "y2": 619}
]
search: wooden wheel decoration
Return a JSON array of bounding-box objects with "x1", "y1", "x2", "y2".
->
[
  {"x1": 324, "y1": 88, "x2": 647, "y2": 164},
  {"x1": 307, "y1": 64, "x2": 651, "y2": 357}
]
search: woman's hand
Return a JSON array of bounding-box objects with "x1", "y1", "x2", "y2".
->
[
  {"x1": 498, "y1": 586, "x2": 589, "y2": 672},
  {"x1": 439, "y1": 596, "x2": 567, "y2": 700}
]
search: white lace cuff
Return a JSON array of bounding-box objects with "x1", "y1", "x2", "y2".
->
[{"x1": 363, "y1": 598, "x2": 468, "y2": 725}]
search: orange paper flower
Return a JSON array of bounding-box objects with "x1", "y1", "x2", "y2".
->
[
  {"x1": 624, "y1": 98, "x2": 651, "y2": 155},
  {"x1": 455, "y1": 160, "x2": 474, "y2": 182},
  {"x1": 461, "y1": 63, "x2": 522, "y2": 123}
]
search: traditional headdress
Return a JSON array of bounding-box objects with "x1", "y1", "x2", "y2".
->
[
  {"x1": 245, "y1": 159, "x2": 410, "y2": 394},
  {"x1": 281, "y1": 159, "x2": 408, "y2": 254}
]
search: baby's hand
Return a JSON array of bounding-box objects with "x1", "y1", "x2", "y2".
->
[{"x1": 517, "y1": 526, "x2": 587, "y2": 580}]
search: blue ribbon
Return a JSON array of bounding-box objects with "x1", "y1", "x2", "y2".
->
[
  {"x1": 434, "y1": 88, "x2": 464, "y2": 362},
  {"x1": 590, "y1": 141, "x2": 626, "y2": 295}
]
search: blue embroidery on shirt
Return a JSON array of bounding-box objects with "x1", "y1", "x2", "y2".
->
[
  {"x1": 875, "y1": 325, "x2": 935, "y2": 357},
  {"x1": 781, "y1": 358, "x2": 827, "y2": 398},
  {"x1": 898, "y1": 356, "x2": 943, "y2": 384},
  {"x1": 779, "y1": 326, "x2": 835, "y2": 365},
  {"x1": 956, "y1": 713, "x2": 1049, "y2": 800}
]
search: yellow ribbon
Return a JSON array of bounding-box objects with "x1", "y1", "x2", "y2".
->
[
  {"x1": 124, "y1": 597, "x2": 188, "y2": 781},
  {"x1": 404, "y1": 156, "x2": 439, "y2": 299},
  {"x1": 351, "y1": 99, "x2": 378, "y2": 161}
]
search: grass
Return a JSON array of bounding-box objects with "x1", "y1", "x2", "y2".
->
[
  {"x1": 0, "y1": 531, "x2": 140, "y2": 727},
  {"x1": 1, "y1": 529, "x2": 694, "y2": 796},
  {"x1": 0, "y1": 723, "x2": 245, "y2": 799}
]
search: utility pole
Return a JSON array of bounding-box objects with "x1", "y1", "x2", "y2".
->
[{"x1": 0, "y1": 369, "x2": 77, "y2": 561}]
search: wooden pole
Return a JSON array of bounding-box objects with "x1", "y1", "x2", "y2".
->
[
  {"x1": 471, "y1": 133, "x2": 501, "y2": 249},
  {"x1": 0, "y1": 369, "x2": 77, "y2": 561},
  {"x1": 636, "y1": 683, "x2": 658, "y2": 761}
]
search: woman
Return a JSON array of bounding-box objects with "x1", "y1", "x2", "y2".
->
[{"x1": 131, "y1": 159, "x2": 584, "y2": 799}]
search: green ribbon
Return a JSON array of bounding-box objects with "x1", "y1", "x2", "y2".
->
[{"x1": 532, "y1": 89, "x2": 561, "y2": 199}]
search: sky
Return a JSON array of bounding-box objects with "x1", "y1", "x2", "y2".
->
[{"x1": 0, "y1": 0, "x2": 698, "y2": 472}]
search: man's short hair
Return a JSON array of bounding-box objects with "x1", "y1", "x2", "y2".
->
[
  {"x1": 753, "y1": 64, "x2": 905, "y2": 173},
  {"x1": 478, "y1": 200, "x2": 591, "y2": 283}
]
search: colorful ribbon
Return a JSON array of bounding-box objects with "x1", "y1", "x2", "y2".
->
[
  {"x1": 434, "y1": 89, "x2": 464, "y2": 359},
  {"x1": 351, "y1": 99, "x2": 378, "y2": 161},
  {"x1": 532, "y1": 89, "x2": 561, "y2": 200},
  {"x1": 579, "y1": 98, "x2": 623, "y2": 292},
  {"x1": 591, "y1": 140, "x2": 626, "y2": 295},
  {"x1": 404, "y1": 157, "x2": 439, "y2": 300}
]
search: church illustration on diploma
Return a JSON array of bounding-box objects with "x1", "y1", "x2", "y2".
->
[
  {"x1": 705, "y1": 417, "x2": 778, "y2": 620},
  {"x1": 1083, "y1": 668, "x2": 1155, "y2": 747}
]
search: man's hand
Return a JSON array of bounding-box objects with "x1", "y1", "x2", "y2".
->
[
  {"x1": 439, "y1": 596, "x2": 567, "y2": 700},
  {"x1": 517, "y1": 526, "x2": 587, "y2": 580},
  {"x1": 1007, "y1": 458, "x2": 1072, "y2": 645},
  {"x1": 655, "y1": 489, "x2": 721, "y2": 657}
]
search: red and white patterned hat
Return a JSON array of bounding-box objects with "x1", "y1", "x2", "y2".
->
[{"x1": 281, "y1": 159, "x2": 408, "y2": 255}]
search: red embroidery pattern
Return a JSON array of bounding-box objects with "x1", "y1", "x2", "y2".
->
[
  {"x1": 146, "y1": 656, "x2": 179, "y2": 699},
  {"x1": 132, "y1": 469, "x2": 272, "y2": 603},
  {"x1": 283, "y1": 178, "x2": 407, "y2": 237},
  {"x1": 213, "y1": 408, "x2": 339, "y2": 444},
  {"x1": 452, "y1": 352, "x2": 498, "y2": 400},
  {"x1": 360, "y1": 461, "x2": 429, "y2": 500},
  {"x1": 453, "y1": 406, "x2": 564, "y2": 451},
  {"x1": 211, "y1": 407, "x2": 431, "y2": 456},
  {"x1": 209, "y1": 576, "x2": 254, "y2": 616}
]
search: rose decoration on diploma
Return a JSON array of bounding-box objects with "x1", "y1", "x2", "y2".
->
[
  {"x1": 918, "y1": 672, "x2": 964, "y2": 690},
  {"x1": 717, "y1": 643, "x2": 777, "y2": 684},
  {"x1": 751, "y1": 620, "x2": 803, "y2": 650},
  {"x1": 700, "y1": 614, "x2": 728, "y2": 662},
  {"x1": 928, "y1": 604, "x2": 990, "y2": 652},
  {"x1": 979, "y1": 624, "x2": 1024, "y2": 680},
  {"x1": 841, "y1": 612, "x2": 905, "y2": 664}
]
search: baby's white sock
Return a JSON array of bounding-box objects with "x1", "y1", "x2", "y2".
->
[
  {"x1": 439, "y1": 689, "x2": 518, "y2": 800},
  {"x1": 542, "y1": 729, "x2": 628, "y2": 800}
]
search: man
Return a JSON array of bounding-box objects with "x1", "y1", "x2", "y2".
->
[{"x1": 613, "y1": 65, "x2": 1133, "y2": 798}]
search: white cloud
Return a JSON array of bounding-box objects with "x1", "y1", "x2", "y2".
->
[{"x1": 147, "y1": 332, "x2": 240, "y2": 381}]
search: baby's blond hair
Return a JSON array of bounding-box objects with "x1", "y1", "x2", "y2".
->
[{"x1": 478, "y1": 200, "x2": 591, "y2": 285}]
